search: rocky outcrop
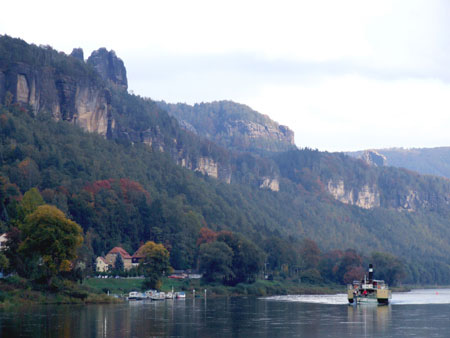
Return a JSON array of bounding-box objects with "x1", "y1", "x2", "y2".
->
[
  {"x1": 87, "y1": 48, "x2": 127, "y2": 90},
  {"x1": 157, "y1": 101, "x2": 296, "y2": 154},
  {"x1": 70, "y1": 48, "x2": 84, "y2": 61},
  {"x1": 260, "y1": 177, "x2": 280, "y2": 191},
  {"x1": 355, "y1": 184, "x2": 381, "y2": 209},
  {"x1": 0, "y1": 62, "x2": 113, "y2": 137},
  {"x1": 195, "y1": 157, "x2": 218, "y2": 178},
  {"x1": 177, "y1": 156, "x2": 232, "y2": 183},
  {"x1": 360, "y1": 150, "x2": 386, "y2": 167},
  {"x1": 327, "y1": 179, "x2": 380, "y2": 209},
  {"x1": 225, "y1": 120, "x2": 294, "y2": 145}
]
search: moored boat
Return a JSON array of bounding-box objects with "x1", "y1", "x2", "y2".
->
[
  {"x1": 347, "y1": 264, "x2": 391, "y2": 305},
  {"x1": 151, "y1": 292, "x2": 166, "y2": 300},
  {"x1": 144, "y1": 290, "x2": 157, "y2": 299},
  {"x1": 128, "y1": 291, "x2": 145, "y2": 300},
  {"x1": 175, "y1": 291, "x2": 186, "y2": 299}
]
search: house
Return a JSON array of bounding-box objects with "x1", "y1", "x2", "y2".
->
[
  {"x1": 0, "y1": 233, "x2": 7, "y2": 251},
  {"x1": 95, "y1": 256, "x2": 109, "y2": 272},
  {"x1": 131, "y1": 245, "x2": 146, "y2": 268},
  {"x1": 105, "y1": 247, "x2": 133, "y2": 270}
]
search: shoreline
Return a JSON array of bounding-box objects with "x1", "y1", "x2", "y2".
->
[{"x1": 2, "y1": 275, "x2": 449, "y2": 306}]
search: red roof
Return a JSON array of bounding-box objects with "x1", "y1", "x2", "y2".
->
[
  {"x1": 132, "y1": 245, "x2": 146, "y2": 258},
  {"x1": 107, "y1": 247, "x2": 132, "y2": 259}
]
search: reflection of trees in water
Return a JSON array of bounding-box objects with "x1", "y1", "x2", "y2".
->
[{"x1": 347, "y1": 305, "x2": 391, "y2": 336}]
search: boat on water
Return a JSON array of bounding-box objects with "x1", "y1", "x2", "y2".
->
[
  {"x1": 347, "y1": 264, "x2": 391, "y2": 305},
  {"x1": 151, "y1": 292, "x2": 166, "y2": 300},
  {"x1": 144, "y1": 290, "x2": 157, "y2": 299},
  {"x1": 175, "y1": 291, "x2": 186, "y2": 299},
  {"x1": 128, "y1": 291, "x2": 145, "y2": 300}
]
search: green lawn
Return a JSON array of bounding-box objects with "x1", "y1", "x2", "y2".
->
[{"x1": 83, "y1": 277, "x2": 145, "y2": 295}]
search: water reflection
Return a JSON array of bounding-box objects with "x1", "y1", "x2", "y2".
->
[
  {"x1": 2, "y1": 291, "x2": 450, "y2": 337},
  {"x1": 347, "y1": 304, "x2": 391, "y2": 336}
]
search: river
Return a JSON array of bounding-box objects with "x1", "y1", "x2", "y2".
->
[{"x1": 1, "y1": 289, "x2": 449, "y2": 337}]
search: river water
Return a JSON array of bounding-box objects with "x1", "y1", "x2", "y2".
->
[{"x1": 1, "y1": 289, "x2": 449, "y2": 337}]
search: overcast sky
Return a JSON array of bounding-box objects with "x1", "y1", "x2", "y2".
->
[{"x1": 2, "y1": 0, "x2": 450, "y2": 151}]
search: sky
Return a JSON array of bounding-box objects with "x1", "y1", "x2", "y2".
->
[{"x1": 2, "y1": 0, "x2": 450, "y2": 151}]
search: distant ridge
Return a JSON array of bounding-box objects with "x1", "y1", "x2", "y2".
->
[
  {"x1": 157, "y1": 100, "x2": 296, "y2": 155},
  {"x1": 346, "y1": 147, "x2": 450, "y2": 179}
]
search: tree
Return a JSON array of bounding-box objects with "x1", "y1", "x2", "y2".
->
[
  {"x1": 199, "y1": 241, "x2": 234, "y2": 283},
  {"x1": 0, "y1": 252, "x2": 9, "y2": 272},
  {"x1": 264, "y1": 237, "x2": 298, "y2": 272},
  {"x1": 231, "y1": 237, "x2": 265, "y2": 284},
  {"x1": 197, "y1": 227, "x2": 217, "y2": 246},
  {"x1": 336, "y1": 249, "x2": 363, "y2": 284},
  {"x1": 370, "y1": 252, "x2": 406, "y2": 286},
  {"x1": 299, "y1": 239, "x2": 321, "y2": 270},
  {"x1": 19, "y1": 205, "x2": 83, "y2": 285},
  {"x1": 138, "y1": 241, "x2": 171, "y2": 290},
  {"x1": 17, "y1": 187, "x2": 44, "y2": 221},
  {"x1": 115, "y1": 253, "x2": 124, "y2": 273}
]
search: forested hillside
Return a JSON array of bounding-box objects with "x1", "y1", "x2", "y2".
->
[{"x1": 2, "y1": 35, "x2": 450, "y2": 285}]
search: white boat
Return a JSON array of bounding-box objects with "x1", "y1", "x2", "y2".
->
[
  {"x1": 151, "y1": 292, "x2": 165, "y2": 300},
  {"x1": 166, "y1": 292, "x2": 174, "y2": 299},
  {"x1": 347, "y1": 264, "x2": 391, "y2": 305},
  {"x1": 128, "y1": 291, "x2": 145, "y2": 300},
  {"x1": 144, "y1": 290, "x2": 157, "y2": 299},
  {"x1": 175, "y1": 291, "x2": 186, "y2": 299}
]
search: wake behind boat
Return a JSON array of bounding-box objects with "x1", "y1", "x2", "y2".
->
[{"x1": 347, "y1": 264, "x2": 391, "y2": 305}]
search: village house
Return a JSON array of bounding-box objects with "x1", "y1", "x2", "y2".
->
[
  {"x1": 104, "y1": 247, "x2": 133, "y2": 270},
  {"x1": 95, "y1": 245, "x2": 150, "y2": 272},
  {"x1": 131, "y1": 245, "x2": 146, "y2": 268},
  {"x1": 95, "y1": 256, "x2": 109, "y2": 272}
]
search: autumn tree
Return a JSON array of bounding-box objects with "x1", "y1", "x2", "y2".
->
[
  {"x1": 335, "y1": 249, "x2": 363, "y2": 284},
  {"x1": 19, "y1": 205, "x2": 83, "y2": 285},
  {"x1": 139, "y1": 241, "x2": 171, "y2": 289},
  {"x1": 196, "y1": 227, "x2": 217, "y2": 246}
]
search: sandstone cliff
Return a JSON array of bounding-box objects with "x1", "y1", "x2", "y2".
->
[
  {"x1": 0, "y1": 61, "x2": 113, "y2": 137},
  {"x1": 359, "y1": 150, "x2": 387, "y2": 167},
  {"x1": 87, "y1": 48, "x2": 127, "y2": 90},
  {"x1": 327, "y1": 179, "x2": 380, "y2": 209},
  {"x1": 157, "y1": 101, "x2": 295, "y2": 154}
]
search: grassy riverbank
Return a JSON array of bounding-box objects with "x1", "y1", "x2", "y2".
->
[
  {"x1": 1, "y1": 275, "x2": 428, "y2": 306},
  {"x1": 84, "y1": 276, "x2": 342, "y2": 298},
  {"x1": 0, "y1": 276, "x2": 121, "y2": 307}
]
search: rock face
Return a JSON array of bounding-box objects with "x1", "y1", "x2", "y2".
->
[
  {"x1": 360, "y1": 150, "x2": 386, "y2": 167},
  {"x1": 178, "y1": 156, "x2": 232, "y2": 184},
  {"x1": 327, "y1": 179, "x2": 380, "y2": 209},
  {"x1": 326, "y1": 178, "x2": 450, "y2": 211},
  {"x1": 87, "y1": 48, "x2": 127, "y2": 89},
  {"x1": 157, "y1": 101, "x2": 296, "y2": 154},
  {"x1": 0, "y1": 62, "x2": 113, "y2": 137},
  {"x1": 260, "y1": 177, "x2": 280, "y2": 191},
  {"x1": 225, "y1": 119, "x2": 294, "y2": 146},
  {"x1": 70, "y1": 48, "x2": 84, "y2": 61},
  {"x1": 0, "y1": 38, "x2": 277, "y2": 189}
]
